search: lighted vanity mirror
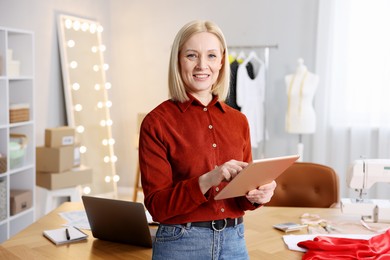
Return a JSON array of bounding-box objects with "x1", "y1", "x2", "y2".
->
[{"x1": 57, "y1": 14, "x2": 118, "y2": 196}]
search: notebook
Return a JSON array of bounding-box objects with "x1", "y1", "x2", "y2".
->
[
  {"x1": 214, "y1": 154, "x2": 299, "y2": 200},
  {"x1": 82, "y1": 195, "x2": 156, "y2": 248},
  {"x1": 43, "y1": 226, "x2": 88, "y2": 245}
]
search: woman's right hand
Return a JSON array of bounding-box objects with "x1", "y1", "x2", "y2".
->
[{"x1": 198, "y1": 160, "x2": 248, "y2": 194}]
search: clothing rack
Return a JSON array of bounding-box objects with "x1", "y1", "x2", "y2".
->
[
  {"x1": 228, "y1": 44, "x2": 278, "y2": 158},
  {"x1": 228, "y1": 44, "x2": 279, "y2": 49}
]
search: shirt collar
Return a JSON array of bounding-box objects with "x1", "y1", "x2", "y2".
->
[{"x1": 176, "y1": 93, "x2": 226, "y2": 113}]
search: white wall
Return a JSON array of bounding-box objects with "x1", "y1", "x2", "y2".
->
[
  {"x1": 0, "y1": 0, "x2": 111, "y2": 141},
  {"x1": 108, "y1": 0, "x2": 319, "y2": 188},
  {"x1": 0, "y1": 0, "x2": 319, "y2": 191}
]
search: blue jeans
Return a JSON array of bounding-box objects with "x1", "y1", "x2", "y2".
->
[{"x1": 152, "y1": 222, "x2": 249, "y2": 260}]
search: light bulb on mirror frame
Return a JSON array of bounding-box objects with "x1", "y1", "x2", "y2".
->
[
  {"x1": 83, "y1": 186, "x2": 91, "y2": 195},
  {"x1": 74, "y1": 104, "x2": 83, "y2": 112},
  {"x1": 76, "y1": 125, "x2": 85, "y2": 133},
  {"x1": 80, "y1": 146, "x2": 87, "y2": 154},
  {"x1": 104, "y1": 82, "x2": 111, "y2": 89},
  {"x1": 70, "y1": 61, "x2": 78, "y2": 69},
  {"x1": 89, "y1": 23, "x2": 97, "y2": 34},
  {"x1": 113, "y1": 175, "x2": 120, "y2": 182},
  {"x1": 67, "y1": 40, "x2": 75, "y2": 48},
  {"x1": 72, "y1": 82, "x2": 80, "y2": 91},
  {"x1": 81, "y1": 22, "x2": 89, "y2": 32},
  {"x1": 65, "y1": 19, "x2": 72, "y2": 29},
  {"x1": 73, "y1": 20, "x2": 81, "y2": 31}
]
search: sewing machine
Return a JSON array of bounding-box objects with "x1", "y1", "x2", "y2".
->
[{"x1": 340, "y1": 159, "x2": 390, "y2": 222}]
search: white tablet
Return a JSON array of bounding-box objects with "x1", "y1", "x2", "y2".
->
[{"x1": 214, "y1": 155, "x2": 299, "y2": 200}]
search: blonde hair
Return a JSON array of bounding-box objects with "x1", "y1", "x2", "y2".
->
[{"x1": 168, "y1": 20, "x2": 230, "y2": 103}]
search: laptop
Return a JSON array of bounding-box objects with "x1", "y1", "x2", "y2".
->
[
  {"x1": 214, "y1": 154, "x2": 300, "y2": 200},
  {"x1": 82, "y1": 195, "x2": 156, "y2": 248}
]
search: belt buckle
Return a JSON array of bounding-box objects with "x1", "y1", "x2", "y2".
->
[{"x1": 212, "y1": 219, "x2": 227, "y2": 231}]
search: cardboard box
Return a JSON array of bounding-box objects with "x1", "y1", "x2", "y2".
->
[
  {"x1": 10, "y1": 189, "x2": 32, "y2": 216},
  {"x1": 36, "y1": 166, "x2": 93, "y2": 190},
  {"x1": 45, "y1": 127, "x2": 75, "y2": 147},
  {"x1": 36, "y1": 146, "x2": 74, "y2": 173}
]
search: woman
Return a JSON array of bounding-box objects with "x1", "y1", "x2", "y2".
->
[{"x1": 139, "y1": 20, "x2": 276, "y2": 259}]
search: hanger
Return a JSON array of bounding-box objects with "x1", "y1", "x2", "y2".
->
[
  {"x1": 228, "y1": 51, "x2": 238, "y2": 64},
  {"x1": 236, "y1": 51, "x2": 246, "y2": 64},
  {"x1": 246, "y1": 51, "x2": 263, "y2": 64},
  {"x1": 241, "y1": 51, "x2": 264, "y2": 72}
]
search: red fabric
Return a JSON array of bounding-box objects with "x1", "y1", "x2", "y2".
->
[
  {"x1": 139, "y1": 94, "x2": 256, "y2": 224},
  {"x1": 298, "y1": 229, "x2": 390, "y2": 259}
]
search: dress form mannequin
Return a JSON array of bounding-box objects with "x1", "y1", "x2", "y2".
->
[{"x1": 285, "y1": 58, "x2": 319, "y2": 161}]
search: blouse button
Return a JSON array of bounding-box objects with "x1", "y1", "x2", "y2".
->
[
  {"x1": 212, "y1": 143, "x2": 217, "y2": 148},
  {"x1": 221, "y1": 208, "x2": 225, "y2": 213},
  {"x1": 208, "y1": 125, "x2": 213, "y2": 129},
  {"x1": 203, "y1": 107, "x2": 208, "y2": 112},
  {"x1": 216, "y1": 187, "x2": 219, "y2": 192}
]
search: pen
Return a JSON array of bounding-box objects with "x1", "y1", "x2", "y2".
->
[{"x1": 65, "y1": 228, "x2": 70, "y2": 240}]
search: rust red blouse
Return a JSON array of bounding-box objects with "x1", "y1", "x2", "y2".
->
[{"x1": 139, "y1": 94, "x2": 258, "y2": 224}]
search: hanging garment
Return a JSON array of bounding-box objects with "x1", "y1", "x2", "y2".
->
[
  {"x1": 298, "y1": 229, "x2": 390, "y2": 259},
  {"x1": 236, "y1": 51, "x2": 266, "y2": 148},
  {"x1": 226, "y1": 59, "x2": 255, "y2": 111},
  {"x1": 226, "y1": 60, "x2": 241, "y2": 111}
]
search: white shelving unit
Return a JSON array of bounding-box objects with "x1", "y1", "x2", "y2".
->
[{"x1": 0, "y1": 27, "x2": 35, "y2": 243}]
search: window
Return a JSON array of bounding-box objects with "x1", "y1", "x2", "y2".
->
[{"x1": 329, "y1": 0, "x2": 390, "y2": 127}]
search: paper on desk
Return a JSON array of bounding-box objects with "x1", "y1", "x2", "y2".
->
[
  {"x1": 146, "y1": 210, "x2": 159, "y2": 225},
  {"x1": 146, "y1": 210, "x2": 153, "y2": 223},
  {"x1": 283, "y1": 234, "x2": 376, "y2": 252},
  {"x1": 58, "y1": 210, "x2": 91, "y2": 230}
]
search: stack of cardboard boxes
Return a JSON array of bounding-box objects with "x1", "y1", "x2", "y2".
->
[{"x1": 36, "y1": 127, "x2": 92, "y2": 190}]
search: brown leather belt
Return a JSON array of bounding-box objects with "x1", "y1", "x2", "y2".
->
[{"x1": 187, "y1": 217, "x2": 243, "y2": 231}]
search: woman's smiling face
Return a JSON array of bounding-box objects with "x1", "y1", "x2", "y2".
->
[{"x1": 179, "y1": 32, "x2": 223, "y2": 100}]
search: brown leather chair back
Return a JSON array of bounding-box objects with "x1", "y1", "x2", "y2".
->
[{"x1": 266, "y1": 162, "x2": 339, "y2": 208}]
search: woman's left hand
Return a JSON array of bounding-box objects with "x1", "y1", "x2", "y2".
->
[{"x1": 246, "y1": 181, "x2": 277, "y2": 205}]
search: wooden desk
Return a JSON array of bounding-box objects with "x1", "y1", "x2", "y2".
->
[{"x1": 0, "y1": 202, "x2": 381, "y2": 259}]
